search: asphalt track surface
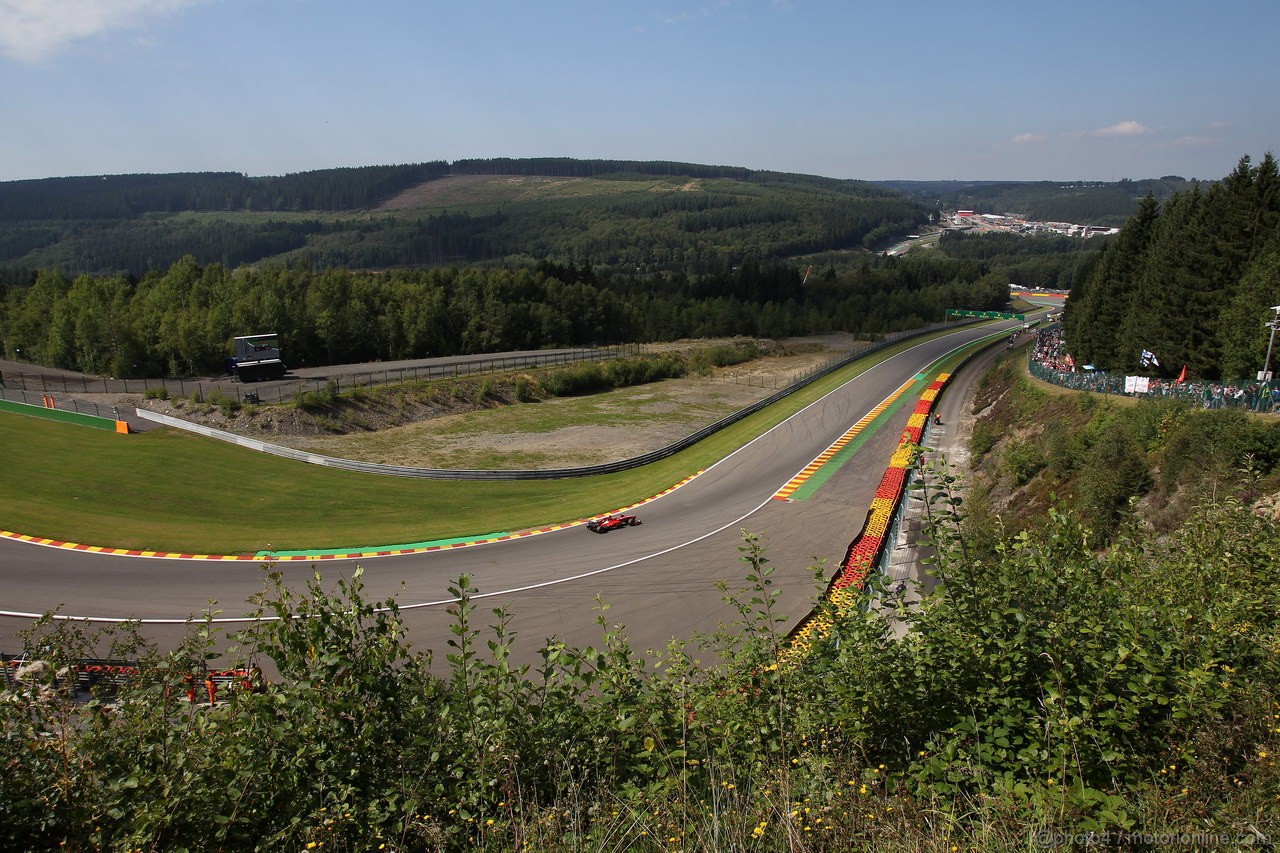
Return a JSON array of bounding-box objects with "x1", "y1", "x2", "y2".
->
[{"x1": 0, "y1": 321, "x2": 1028, "y2": 672}]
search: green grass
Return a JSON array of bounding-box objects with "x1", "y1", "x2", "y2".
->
[{"x1": 0, "y1": 331, "x2": 983, "y2": 554}]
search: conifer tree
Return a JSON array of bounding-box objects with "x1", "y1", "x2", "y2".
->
[{"x1": 1064, "y1": 195, "x2": 1158, "y2": 367}]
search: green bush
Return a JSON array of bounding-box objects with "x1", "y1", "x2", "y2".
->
[
  {"x1": 688, "y1": 342, "x2": 760, "y2": 374},
  {"x1": 1044, "y1": 418, "x2": 1081, "y2": 477},
  {"x1": 143, "y1": 386, "x2": 169, "y2": 400},
  {"x1": 602, "y1": 354, "x2": 686, "y2": 387},
  {"x1": 206, "y1": 387, "x2": 241, "y2": 418},
  {"x1": 1000, "y1": 437, "x2": 1045, "y2": 486},
  {"x1": 540, "y1": 363, "x2": 608, "y2": 396},
  {"x1": 970, "y1": 419, "x2": 998, "y2": 458},
  {"x1": 867, "y1": 480, "x2": 1280, "y2": 830},
  {"x1": 1077, "y1": 427, "x2": 1151, "y2": 537},
  {"x1": 294, "y1": 378, "x2": 339, "y2": 411},
  {"x1": 1160, "y1": 407, "x2": 1280, "y2": 489}
]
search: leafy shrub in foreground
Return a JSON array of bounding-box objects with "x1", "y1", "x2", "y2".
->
[{"x1": 2, "y1": 489, "x2": 1276, "y2": 850}]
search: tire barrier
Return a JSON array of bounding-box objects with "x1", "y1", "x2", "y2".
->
[{"x1": 780, "y1": 373, "x2": 951, "y2": 663}]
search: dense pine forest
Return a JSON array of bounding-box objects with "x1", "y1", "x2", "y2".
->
[
  {"x1": 1063, "y1": 153, "x2": 1280, "y2": 380},
  {"x1": 10, "y1": 153, "x2": 1268, "y2": 381}
]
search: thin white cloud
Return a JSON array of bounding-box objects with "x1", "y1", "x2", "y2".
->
[
  {"x1": 1206, "y1": 120, "x2": 1230, "y2": 130},
  {"x1": 1064, "y1": 120, "x2": 1154, "y2": 139},
  {"x1": 1173, "y1": 135, "x2": 1215, "y2": 147},
  {"x1": 1093, "y1": 120, "x2": 1152, "y2": 137},
  {"x1": 1012, "y1": 132, "x2": 1047, "y2": 144},
  {"x1": 0, "y1": 0, "x2": 206, "y2": 63}
]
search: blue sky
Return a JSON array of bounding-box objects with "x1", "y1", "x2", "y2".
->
[{"x1": 1, "y1": 0, "x2": 1276, "y2": 183}]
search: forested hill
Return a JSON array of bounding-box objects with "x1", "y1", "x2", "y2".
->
[
  {"x1": 1062, "y1": 153, "x2": 1280, "y2": 381},
  {"x1": 0, "y1": 159, "x2": 926, "y2": 278},
  {"x1": 0, "y1": 164, "x2": 454, "y2": 220},
  {"x1": 0, "y1": 159, "x2": 829, "y2": 221}
]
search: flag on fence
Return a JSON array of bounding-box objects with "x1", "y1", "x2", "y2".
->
[
  {"x1": 1175, "y1": 364, "x2": 1187, "y2": 384},
  {"x1": 1140, "y1": 348, "x2": 1160, "y2": 368}
]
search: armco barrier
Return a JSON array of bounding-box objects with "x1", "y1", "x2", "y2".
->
[{"x1": 133, "y1": 320, "x2": 975, "y2": 481}]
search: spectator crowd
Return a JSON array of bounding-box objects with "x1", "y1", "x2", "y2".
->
[{"x1": 1028, "y1": 327, "x2": 1280, "y2": 413}]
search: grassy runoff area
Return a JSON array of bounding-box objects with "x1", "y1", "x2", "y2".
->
[{"x1": 0, "y1": 329, "x2": 993, "y2": 555}]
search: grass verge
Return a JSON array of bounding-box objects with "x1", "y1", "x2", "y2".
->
[{"x1": 0, "y1": 329, "x2": 986, "y2": 554}]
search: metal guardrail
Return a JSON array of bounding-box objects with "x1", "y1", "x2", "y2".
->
[
  {"x1": 0, "y1": 385, "x2": 119, "y2": 420},
  {"x1": 135, "y1": 320, "x2": 973, "y2": 480}
]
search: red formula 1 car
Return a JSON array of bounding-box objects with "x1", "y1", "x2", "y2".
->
[{"x1": 586, "y1": 514, "x2": 641, "y2": 533}]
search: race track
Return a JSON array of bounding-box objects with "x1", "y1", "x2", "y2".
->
[{"x1": 0, "y1": 321, "x2": 1026, "y2": 671}]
